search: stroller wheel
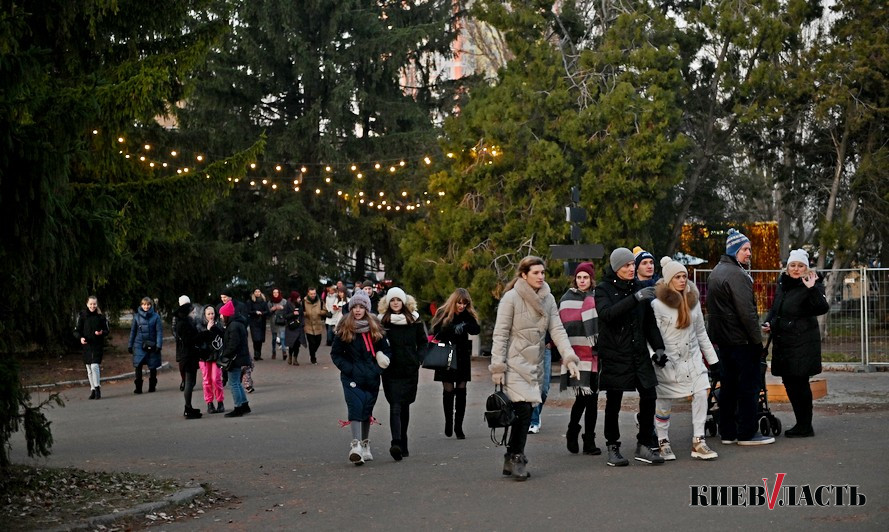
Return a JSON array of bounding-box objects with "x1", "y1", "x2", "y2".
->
[
  {"x1": 770, "y1": 416, "x2": 782, "y2": 436},
  {"x1": 759, "y1": 416, "x2": 771, "y2": 436}
]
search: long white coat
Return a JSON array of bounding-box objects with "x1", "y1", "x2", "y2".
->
[
  {"x1": 489, "y1": 279, "x2": 580, "y2": 405},
  {"x1": 651, "y1": 282, "x2": 719, "y2": 399}
]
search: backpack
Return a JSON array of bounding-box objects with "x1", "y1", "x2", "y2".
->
[{"x1": 483, "y1": 386, "x2": 516, "y2": 446}]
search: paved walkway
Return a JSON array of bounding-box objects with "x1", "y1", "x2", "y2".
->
[{"x1": 12, "y1": 342, "x2": 889, "y2": 530}]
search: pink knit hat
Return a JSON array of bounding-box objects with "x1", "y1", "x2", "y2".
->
[{"x1": 219, "y1": 300, "x2": 235, "y2": 317}]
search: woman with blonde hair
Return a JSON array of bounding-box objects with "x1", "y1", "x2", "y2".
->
[
  {"x1": 75, "y1": 295, "x2": 109, "y2": 399},
  {"x1": 651, "y1": 257, "x2": 721, "y2": 460},
  {"x1": 430, "y1": 287, "x2": 480, "y2": 439},
  {"x1": 128, "y1": 297, "x2": 163, "y2": 394},
  {"x1": 490, "y1": 256, "x2": 581, "y2": 480}
]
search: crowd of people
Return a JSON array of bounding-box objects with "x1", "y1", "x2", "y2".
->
[{"x1": 74, "y1": 228, "x2": 829, "y2": 478}]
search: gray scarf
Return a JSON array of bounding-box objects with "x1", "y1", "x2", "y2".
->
[{"x1": 353, "y1": 319, "x2": 370, "y2": 334}]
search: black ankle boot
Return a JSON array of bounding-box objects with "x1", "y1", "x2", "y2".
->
[
  {"x1": 134, "y1": 378, "x2": 143, "y2": 394},
  {"x1": 389, "y1": 440, "x2": 403, "y2": 461},
  {"x1": 582, "y1": 433, "x2": 601, "y2": 455},
  {"x1": 224, "y1": 405, "x2": 244, "y2": 418},
  {"x1": 95, "y1": 386, "x2": 101, "y2": 400},
  {"x1": 148, "y1": 377, "x2": 157, "y2": 393},
  {"x1": 566, "y1": 423, "x2": 581, "y2": 454},
  {"x1": 89, "y1": 389, "x2": 96, "y2": 400}
]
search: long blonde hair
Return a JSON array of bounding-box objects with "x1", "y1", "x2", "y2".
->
[
  {"x1": 336, "y1": 309, "x2": 385, "y2": 343},
  {"x1": 431, "y1": 288, "x2": 478, "y2": 329}
]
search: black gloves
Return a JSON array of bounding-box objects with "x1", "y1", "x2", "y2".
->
[
  {"x1": 634, "y1": 286, "x2": 656, "y2": 301},
  {"x1": 127, "y1": 346, "x2": 133, "y2": 354},
  {"x1": 651, "y1": 349, "x2": 667, "y2": 368},
  {"x1": 454, "y1": 322, "x2": 465, "y2": 335}
]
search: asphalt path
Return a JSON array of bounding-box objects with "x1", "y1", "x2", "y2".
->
[{"x1": 12, "y1": 343, "x2": 889, "y2": 530}]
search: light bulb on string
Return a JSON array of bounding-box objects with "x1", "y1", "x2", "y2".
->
[
  {"x1": 325, "y1": 177, "x2": 331, "y2": 183},
  {"x1": 295, "y1": 186, "x2": 300, "y2": 191},
  {"x1": 357, "y1": 173, "x2": 363, "y2": 179},
  {"x1": 369, "y1": 201, "x2": 374, "y2": 207},
  {"x1": 183, "y1": 168, "x2": 189, "y2": 173},
  {"x1": 92, "y1": 130, "x2": 98, "y2": 135},
  {"x1": 125, "y1": 154, "x2": 130, "y2": 159},
  {"x1": 360, "y1": 199, "x2": 365, "y2": 204},
  {"x1": 171, "y1": 150, "x2": 177, "y2": 156},
  {"x1": 350, "y1": 165, "x2": 357, "y2": 171},
  {"x1": 118, "y1": 137, "x2": 125, "y2": 143},
  {"x1": 272, "y1": 184, "x2": 277, "y2": 189},
  {"x1": 401, "y1": 191, "x2": 407, "y2": 197},
  {"x1": 250, "y1": 180, "x2": 256, "y2": 186},
  {"x1": 262, "y1": 179, "x2": 268, "y2": 185},
  {"x1": 389, "y1": 166, "x2": 396, "y2": 173},
  {"x1": 358, "y1": 192, "x2": 364, "y2": 197},
  {"x1": 315, "y1": 188, "x2": 321, "y2": 194},
  {"x1": 374, "y1": 163, "x2": 381, "y2": 170},
  {"x1": 144, "y1": 144, "x2": 151, "y2": 150},
  {"x1": 196, "y1": 155, "x2": 204, "y2": 162},
  {"x1": 379, "y1": 191, "x2": 385, "y2": 197},
  {"x1": 424, "y1": 157, "x2": 431, "y2": 165},
  {"x1": 275, "y1": 165, "x2": 282, "y2": 171},
  {"x1": 162, "y1": 163, "x2": 168, "y2": 168},
  {"x1": 149, "y1": 162, "x2": 155, "y2": 167},
  {"x1": 325, "y1": 166, "x2": 331, "y2": 172},
  {"x1": 399, "y1": 161, "x2": 405, "y2": 166},
  {"x1": 139, "y1": 156, "x2": 145, "y2": 161},
  {"x1": 446, "y1": 152, "x2": 454, "y2": 158},
  {"x1": 301, "y1": 167, "x2": 307, "y2": 173},
  {"x1": 249, "y1": 163, "x2": 256, "y2": 169}
]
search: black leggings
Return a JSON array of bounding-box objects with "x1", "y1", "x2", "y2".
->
[
  {"x1": 389, "y1": 401, "x2": 411, "y2": 443},
  {"x1": 783, "y1": 375, "x2": 813, "y2": 429},
  {"x1": 507, "y1": 402, "x2": 533, "y2": 455},
  {"x1": 569, "y1": 394, "x2": 599, "y2": 432}
]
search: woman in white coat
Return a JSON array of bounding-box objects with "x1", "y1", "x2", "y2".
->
[
  {"x1": 489, "y1": 255, "x2": 581, "y2": 480},
  {"x1": 651, "y1": 257, "x2": 721, "y2": 461}
]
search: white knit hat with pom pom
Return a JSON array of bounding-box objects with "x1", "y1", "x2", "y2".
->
[{"x1": 660, "y1": 256, "x2": 687, "y2": 282}]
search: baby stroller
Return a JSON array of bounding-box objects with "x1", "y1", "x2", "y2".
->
[{"x1": 704, "y1": 341, "x2": 782, "y2": 438}]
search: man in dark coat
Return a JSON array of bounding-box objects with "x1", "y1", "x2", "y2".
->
[
  {"x1": 706, "y1": 228, "x2": 774, "y2": 446},
  {"x1": 174, "y1": 296, "x2": 202, "y2": 419},
  {"x1": 594, "y1": 247, "x2": 666, "y2": 467}
]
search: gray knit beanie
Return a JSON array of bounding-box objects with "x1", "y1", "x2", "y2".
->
[{"x1": 610, "y1": 247, "x2": 635, "y2": 272}]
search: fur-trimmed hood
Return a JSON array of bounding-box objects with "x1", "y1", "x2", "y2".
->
[
  {"x1": 655, "y1": 279, "x2": 699, "y2": 310},
  {"x1": 377, "y1": 291, "x2": 419, "y2": 318}
]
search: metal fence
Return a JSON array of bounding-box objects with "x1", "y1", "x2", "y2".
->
[{"x1": 693, "y1": 268, "x2": 889, "y2": 366}]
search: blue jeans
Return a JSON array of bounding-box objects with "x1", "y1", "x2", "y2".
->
[
  {"x1": 228, "y1": 367, "x2": 248, "y2": 407},
  {"x1": 530, "y1": 347, "x2": 552, "y2": 426},
  {"x1": 271, "y1": 327, "x2": 285, "y2": 356}
]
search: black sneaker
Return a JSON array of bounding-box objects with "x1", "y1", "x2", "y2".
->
[
  {"x1": 224, "y1": 406, "x2": 244, "y2": 418},
  {"x1": 634, "y1": 443, "x2": 665, "y2": 464},
  {"x1": 606, "y1": 443, "x2": 629, "y2": 467}
]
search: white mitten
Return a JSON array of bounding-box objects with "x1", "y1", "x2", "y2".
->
[
  {"x1": 375, "y1": 351, "x2": 390, "y2": 369},
  {"x1": 567, "y1": 361, "x2": 581, "y2": 380}
]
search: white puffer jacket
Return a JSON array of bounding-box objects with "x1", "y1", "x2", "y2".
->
[
  {"x1": 489, "y1": 279, "x2": 580, "y2": 405},
  {"x1": 651, "y1": 282, "x2": 719, "y2": 398}
]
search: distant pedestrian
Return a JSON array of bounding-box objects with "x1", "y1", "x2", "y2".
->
[
  {"x1": 361, "y1": 280, "x2": 381, "y2": 315},
  {"x1": 430, "y1": 288, "x2": 481, "y2": 439},
  {"x1": 248, "y1": 288, "x2": 269, "y2": 360},
  {"x1": 490, "y1": 256, "x2": 581, "y2": 480},
  {"x1": 324, "y1": 285, "x2": 339, "y2": 346},
  {"x1": 128, "y1": 297, "x2": 163, "y2": 394},
  {"x1": 302, "y1": 287, "x2": 326, "y2": 364},
  {"x1": 651, "y1": 257, "x2": 720, "y2": 460},
  {"x1": 763, "y1": 249, "x2": 829, "y2": 438},
  {"x1": 378, "y1": 287, "x2": 427, "y2": 460},
  {"x1": 268, "y1": 288, "x2": 287, "y2": 359},
  {"x1": 707, "y1": 228, "x2": 774, "y2": 446},
  {"x1": 75, "y1": 296, "x2": 109, "y2": 400},
  {"x1": 330, "y1": 291, "x2": 391, "y2": 466},
  {"x1": 173, "y1": 295, "x2": 202, "y2": 419},
  {"x1": 284, "y1": 290, "x2": 306, "y2": 365},
  {"x1": 594, "y1": 248, "x2": 666, "y2": 466},
  {"x1": 196, "y1": 305, "x2": 225, "y2": 413},
  {"x1": 219, "y1": 300, "x2": 252, "y2": 417},
  {"x1": 558, "y1": 262, "x2": 601, "y2": 455}
]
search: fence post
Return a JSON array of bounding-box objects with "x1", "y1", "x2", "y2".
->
[{"x1": 862, "y1": 267, "x2": 869, "y2": 367}]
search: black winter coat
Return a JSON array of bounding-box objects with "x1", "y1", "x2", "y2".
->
[
  {"x1": 766, "y1": 274, "x2": 830, "y2": 377},
  {"x1": 247, "y1": 298, "x2": 269, "y2": 342},
  {"x1": 75, "y1": 309, "x2": 109, "y2": 364},
  {"x1": 594, "y1": 267, "x2": 664, "y2": 391},
  {"x1": 382, "y1": 320, "x2": 428, "y2": 404},
  {"x1": 173, "y1": 303, "x2": 199, "y2": 364},
  {"x1": 432, "y1": 310, "x2": 480, "y2": 383},
  {"x1": 706, "y1": 255, "x2": 763, "y2": 347},
  {"x1": 331, "y1": 331, "x2": 390, "y2": 392},
  {"x1": 221, "y1": 315, "x2": 251, "y2": 369}
]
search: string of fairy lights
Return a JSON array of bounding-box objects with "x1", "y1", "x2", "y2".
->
[{"x1": 99, "y1": 129, "x2": 503, "y2": 213}]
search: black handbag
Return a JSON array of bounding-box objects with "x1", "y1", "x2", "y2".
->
[
  {"x1": 421, "y1": 339, "x2": 457, "y2": 371},
  {"x1": 216, "y1": 352, "x2": 235, "y2": 371},
  {"x1": 142, "y1": 340, "x2": 158, "y2": 352},
  {"x1": 484, "y1": 385, "x2": 516, "y2": 445},
  {"x1": 274, "y1": 313, "x2": 287, "y2": 326}
]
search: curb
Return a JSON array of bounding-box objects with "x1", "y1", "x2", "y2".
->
[
  {"x1": 26, "y1": 361, "x2": 173, "y2": 390},
  {"x1": 47, "y1": 485, "x2": 206, "y2": 531}
]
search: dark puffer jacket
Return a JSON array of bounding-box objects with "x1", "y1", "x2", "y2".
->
[
  {"x1": 75, "y1": 308, "x2": 110, "y2": 365},
  {"x1": 706, "y1": 254, "x2": 762, "y2": 347},
  {"x1": 221, "y1": 315, "x2": 251, "y2": 370},
  {"x1": 331, "y1": 331, "x2": 390, "y2": 392},
  {"x1": 594, "y1": 266, "x2": 664, "y2": 391},
  {"x1": 173, "y1": 303, "x2": 199, "y2": 365},
  {"x1": 766, "y1": 273, "x2": 829, "y2": 377},
  {"x1": 381, "y1": 319, "x2": 428, "y2": 404}
]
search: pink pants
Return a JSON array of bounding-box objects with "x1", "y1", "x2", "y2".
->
[{"x1": 199, "y1": 360, "x2": 224, "y2": 403}]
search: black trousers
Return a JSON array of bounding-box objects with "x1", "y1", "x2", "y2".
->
[
  {"x1": 718, "y1": 343, "x2": 762, "y2": 440},
  {"x1": 507, "y1": 402, "x2": 533, "y2": 455},
  {"x1": 782, "y1": 375, "x2": 813, "y2": 429},
  {"x1": 307, "y1": 334, "x2": 322, "y2": 362},
  {"x1": 603, "y1": 386, "x2": 656, "y2": 447}
]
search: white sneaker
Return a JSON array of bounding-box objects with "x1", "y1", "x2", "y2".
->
[
  {"x1": 691, "y1": 436, "x2": 718, "y2": 460},
  {"x1": 361, "y1": 439, "x2": 373, "y2": 461},
  {"x1": 658, "y1": 439, "x2": 676, "y2": 461},
  {"x1": 528, "y1": 424, "x2": 540, "y2": 434},
  {"x1": 349, "y1": 439, "x2": 364, "y2": 465}
]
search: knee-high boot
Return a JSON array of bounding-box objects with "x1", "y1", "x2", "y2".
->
[
  {"x1": 148, "y1": 369, "x2": 158, "y2": 393},
  {"x1": 454, "y1": 388, "x2": 467, "y2": 439},
  {"x1": 133, "y1": 377, "x2": 143, "y2": 394},
  {"x1": 442, "y1": 390, "x2": 455, "y2": 437}
]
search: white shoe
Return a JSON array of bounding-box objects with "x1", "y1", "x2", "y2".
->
[
  {"x1": 361, "y1": 439, "x2": 373, "y2": 461},
  {"x1": 658, "y1": 439, "x2": 676, "y2": 461},
  {"x1": 349, "y1": 439, "x2": 364, "y2": 465},
  {"x1": 528, "y1": 424, "x2": 540, "y2": 434},
  {"x1": 691, "y1": 436, "x2": 718, "y2": 460}
]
